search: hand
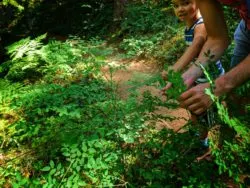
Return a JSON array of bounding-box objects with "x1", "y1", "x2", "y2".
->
[
  {"x1": 161, "y1": 82, "x2": 172, "y2": 95},
  {"x1": 178, "y1": 83, "x2": 213, "y2": 115},
  {"x1": 160, "y1": 70, "x2": 172, "y2": 95},
  {"x1": 161, "y1": 70, "x2": 168, "y2": 81},
  {"x1": 160, "y1": 66, "x2": 176, "y2": 95},
  {"x1": 160, "y1": 70, "x2": 195, "y2": 96},
  {"x1": 182, "y1": 65, "x2": 202, "y2": 89}
]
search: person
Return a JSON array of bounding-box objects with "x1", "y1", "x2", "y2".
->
[
  {"x1": 162, "y1": 0, "x2": 225, "y2": 147},
  {"x1": 178, "y1": 0, "x2": 250, "y2": 116},
  {"x1": 162, "y1": 0, "x2": 224, "y2": 98},
  {"x1": 163, "y1": 0, "x2": 207, "y2": 74},
  {"x1": 162, "y1": 0, "x2": 224, "y2": 81}
]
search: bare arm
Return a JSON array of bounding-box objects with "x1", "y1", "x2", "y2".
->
[
  {"x1": 161, "y1": 24, "x2": 206, "y2": 93},
  {"x1": 173, "y1": 24, "x2": 207, "y2": 72},
  {"x1": 179, "y1": 55, "x2": 250, "y2": 115},
  {"x1": 182, "y1": 0, "x2": 230, "y2": 87},
  {"x1": 215, "y1": 54, "x2": 250, "y2": 96}
]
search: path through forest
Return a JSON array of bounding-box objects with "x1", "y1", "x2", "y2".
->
[{"x1": 102, "y1": 56, "x2": 190, "y2": 131}]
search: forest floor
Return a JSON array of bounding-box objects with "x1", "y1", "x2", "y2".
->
[
  {"x1": 101, "y1": 55, "x2": 249, "y2": 187},
  {"x1": 102, "y1": 55, "x2": 190, "y2": 132}
]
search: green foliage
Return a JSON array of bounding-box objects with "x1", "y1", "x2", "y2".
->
[
  {"x1": 119, "y1": 23, "x2": 185, "y2": 64},
  {"x1": 166, "y1": 69, "x2": 186, "y2": 100},
  {"x1": 0, "y1": 0, "x2": 113, "y2": 43},
  {"x1": 2, "y1": 0, "x2": 24, "y2": 11},
  {"x1": 0, "y1": 35, "x2": 111, "y2": 83},
  {"x1": 39, "y1": 140, "x2": 121, "y2": 187},
  {"x1": 197, "y1": 55, "x2": 250, "y2": 185},
  {"x1": 0, "y1": 35, "x2": 160, "y2": 187},
  {"x1": 0, "y1": 2, "x2": 249, "y2": 187},
  {"x1": 121, "y1": 3, "x2": 176, "y2": 34},
  {"x1": 159, "y1": 34, "x2": 186, "y2": 64},
  {"x1": 119, "y1": 32, "x2": 166, "y2": 58},
  {"x1": 6, "y1": 34, "x2": 46, "y2": 60},
  {"x1": 124, "y1": 128, "x2": 221, "y2": 187},
  {"x1": 223, "y1": 6, "x2": 240, "y2": 38}
]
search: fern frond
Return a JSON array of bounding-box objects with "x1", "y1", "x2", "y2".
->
[{"x1": 5, "y1": 34, "x2": 47, "y2": 60}]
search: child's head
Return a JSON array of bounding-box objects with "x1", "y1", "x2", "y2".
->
[{"x1": 172, "y1": 0, "x2": 200, "y2": 22}]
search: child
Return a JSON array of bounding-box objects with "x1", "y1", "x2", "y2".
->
[
  {"x1": 165, "y1": 0, "x2": 224, "y2": 74},
  {"x1": 162, "y1": 0, "x2": 224, "y2": 150}
]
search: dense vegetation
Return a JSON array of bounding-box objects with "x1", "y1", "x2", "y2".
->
[{"x1": 0, "y1": 0, "x2": 249, "y2": 187}]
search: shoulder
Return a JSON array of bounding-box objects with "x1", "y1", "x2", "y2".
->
[
  {"x1": 193, "y1": 23, "x2": 207, "y2": 39},
  {"x1": 194, "y1": 22, "x2": 206, "y2": 33},
  {"x1": 190, "y1": 17, "x2": 204, "y2": 31}
]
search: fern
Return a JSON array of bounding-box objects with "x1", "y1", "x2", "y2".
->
[
  {"x1": 6, "y1": 34, "x2": 47, "y2": 60},
  {"x1": 0, "y1": 79, "x2": 23, "y2": 105},
  {"x1": 2, "y1": 0, "x2": 24, "y2": 11}
]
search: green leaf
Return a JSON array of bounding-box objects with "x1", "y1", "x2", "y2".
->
[
  {"x1": 41, "y1": 166, "x2": 51, "y2": 171},
  {"x1": 94, "y1": 141, "x2": 103, "y2": 148},
  {"x1": 50, "y1": 160, "x2": 55, "y2": 168},
  {"x1": 57, "y1": 163, "x2": 62, "y2": 171},
  {"x1": 76, "y1": 166, "x2": 81, "y2": 172},
  {"x1": 78, "y1": 181, "x2": 87, "y2": 186},
  {"x1": 87, "y1": 157, "x2": 96, "y2": 169},
  {"x1": 63, "y1": 152, "x2": 70, "y2": 157},
  {"x1": 88, "y1": 148, "x2": 96, "y2": 154},
  {"x1": 81, "y1": 143, "x2": 88, "y2": 152},
  {"x1": 49, "y1": 169, "x2": 57, "y2": 176}
]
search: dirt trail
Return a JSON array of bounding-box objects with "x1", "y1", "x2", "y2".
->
[{"x1": 102, "y1": 56, "x2": 190, "y2": 132}]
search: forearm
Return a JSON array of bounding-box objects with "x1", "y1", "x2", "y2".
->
[
  {"x1": 182, "y1": 0, "x2": 230, "y2": 87},
  {"x1": 174, "y1": 42, "x2": 203, "y2": 72},
  {"x1": 174, "y1": 37, "x2": 206, "y2": 72},
  {"x1": 182, "y1": 37, "x2": 229, "y2": 85},
  {"x1": 214, "y1": 54, "x2": 250, "y2": 96}
]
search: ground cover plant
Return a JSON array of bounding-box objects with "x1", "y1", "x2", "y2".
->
[{"x1": 0, "y1": 0, "x2": 249, "y2": 187}]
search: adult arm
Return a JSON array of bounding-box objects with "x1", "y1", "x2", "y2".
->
[
  {"x1": 182, "y1": 0, "x2": 230, "y2": 87},
  {"x1": 215, "y1": 54, "x2": 250, "y2": 96},
  {"x1": 179, "y1": 54, "x2": 250, "y2": 115}
]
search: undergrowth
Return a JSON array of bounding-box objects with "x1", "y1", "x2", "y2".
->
[{"x1": 0, "y1": 2, "x2": 249, "y2": 185}]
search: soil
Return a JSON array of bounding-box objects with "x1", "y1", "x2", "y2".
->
[{"x1": 102, "y1": 56, "x2": 190, "y2": 132}]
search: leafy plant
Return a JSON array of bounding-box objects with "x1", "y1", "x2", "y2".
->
[
  {"x1": 121, "y1": 2, "x2": 176, "y2": 34},
  {"x1": 196, "y1": 54, "x2": 250, "y2": 185}
]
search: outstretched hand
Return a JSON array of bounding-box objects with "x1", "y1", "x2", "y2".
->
[
  {"x1": 160, "y1": 69, "x2": 172, "y2": 95},
  {"x1": 161, "y1": 82, "x2": 172, "y2": 95},
  {"x1": 161, "y1": 69, "x2": 213, "y2": 115},
  {"x1": 160, "y1": 70, "x2": 195, "y2": 97},
  {"x1": 178, "y1": 82, "x2": 213, "y2": 115},
  {"x1": 160, "y1": 69, "x2": 175, "y2": 96}
]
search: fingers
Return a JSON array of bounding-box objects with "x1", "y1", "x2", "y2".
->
[
  {"x1": 179, "y1": 89, "x2": 194, "y2": 102},
  {"x1": 163, "y1": 82, "x2": 173, "y2": 91},
  {"x1": 181, "y1": 97, "x2": 207, "y2": 115},
  {"x1": 179, "y1": 83, "x2": 212, "y2": 115},
  {"x1": 187, "y1": 103, "x2": 203, "y2": 112},
  {"x1": 161, "y1": 82, "x2": 172, "y2": 95},
  {"x1": 193, "y1": 108, "x2": 207, "y2": 115},
  {"x1": 188, "y1": 103, "x2": 207, "y2": 115},
  {"x1": 161, "y1": 71, "x2": 168, "y2": 81},
  {"x1": 179, "y1": 90, "x2": 202, "y2": 108}
]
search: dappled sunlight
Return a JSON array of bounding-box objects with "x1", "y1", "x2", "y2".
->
[
  {"x1": 0, "y1": 1, "x2": 248, "y2": 186},
  {"x1": 103, "y1": 56, "x2": 190, "y2": 131}
]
